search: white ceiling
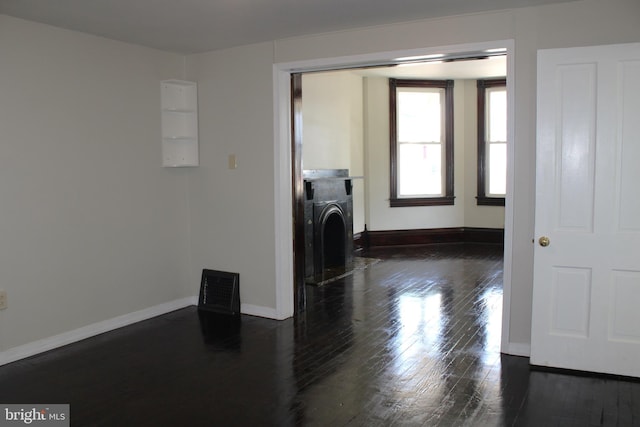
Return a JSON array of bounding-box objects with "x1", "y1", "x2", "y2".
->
[{"x1": 0, "y1": 0, "x2": 577, "y2": 54}]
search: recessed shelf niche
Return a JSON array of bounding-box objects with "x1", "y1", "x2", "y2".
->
[{"x1": 161, "y1": 80, "x2": 198, "y2": 167}]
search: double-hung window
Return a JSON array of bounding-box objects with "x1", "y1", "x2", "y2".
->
[
  {"x1": 389, "y1": 79, "x2": 454, "y2": 207},
  {"x1": 477, "y1": 78, "x2": 507, "y2": 206}
]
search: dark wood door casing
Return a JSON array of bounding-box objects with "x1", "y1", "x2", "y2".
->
[{"x1": 291, "y1": 73, "x2": 306, "y2": 313}]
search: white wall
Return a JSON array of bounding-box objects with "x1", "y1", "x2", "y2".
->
[
  {"x1": 0, "y1": 16, "x2": 191, "y2": 357},
  {"x1": 185, "y1": 42, "x2": 279, "y2": 317},
  {"x1": 301, "y1": 71, "x2": 365, "y2": 234},
  {"x1": 461, "y1": 80, "x2": 505, "y2": 229},
  {"x1": 364, "y1": 76, "x2": 466, "y2": 229},
  {"x1": 1, "y1": 0, "x2": 638, "y2": 362},
  {"x1": 302, "y1": 71, "x2": 503, "y2": 235},
  {"x1": 361, "y1": 77, "x2": 505, "y2": 231},
  {"x1": 349, "y1": 76, "x2": 366, "y2": 236},
  {"x1": 302, "y1": 72, "x2": 353, "y2": 170}
]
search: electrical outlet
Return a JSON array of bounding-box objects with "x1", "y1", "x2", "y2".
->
[{"x1": 0, "y1": 290, "x2": 6, "y2": 310}]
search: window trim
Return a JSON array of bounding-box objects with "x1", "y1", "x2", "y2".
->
[
  {"x1": 477, "y1": 78, "x2": 506, "y2": 206},
  {"x1": 389, "y1": 79, "x2": 454, "y2": 207}
]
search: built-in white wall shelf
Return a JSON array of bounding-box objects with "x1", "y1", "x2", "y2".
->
[{"x1": 161, "y1": 80, "x2": 198, "y2": 167}]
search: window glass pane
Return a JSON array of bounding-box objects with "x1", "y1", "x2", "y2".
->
[
  {"x1": 399, "y1": 143, "x2": 442, "y2": 196},
  {"x1": 397, "y1": 91, "x2": 441, "y2": 143},
  {"x1": 488, "y1": 142, "x2": 507, "y2": 195},
  {"x1": 488, "y1": 89, "x2": 507, "y2": 142}
]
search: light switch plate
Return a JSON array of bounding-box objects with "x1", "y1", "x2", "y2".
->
[{"x1": 228, "y1": 154, "x2": 237, "y2": 169}]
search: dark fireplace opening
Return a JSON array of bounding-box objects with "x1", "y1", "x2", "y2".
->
[{"x1": 321, "y1": 207, "x2": 346, "y2": 270}]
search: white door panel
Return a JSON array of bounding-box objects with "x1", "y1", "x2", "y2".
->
[
  {"x1": 532, "y1": 43, "x2": 640, "y2": 377},
  {"x1": 618, "y1": 61, "x2": 640, "y2": 231}
]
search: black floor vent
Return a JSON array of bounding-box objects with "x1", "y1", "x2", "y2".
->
[{"x1": 198, "y1": 269, "x2": 240, "y2": 316}]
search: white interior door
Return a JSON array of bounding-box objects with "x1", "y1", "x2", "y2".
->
[{"x1": 531, "y1": 42, "x2": 640, "y2": 377}]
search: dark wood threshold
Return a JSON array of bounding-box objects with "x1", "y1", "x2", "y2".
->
[{"x1": 357, "y1": 227, "x2": 504, "y2": 248}]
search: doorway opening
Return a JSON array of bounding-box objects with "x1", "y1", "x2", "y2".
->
[{"x1": 273, "y1": 40, "x2": 515, "y2": 354}]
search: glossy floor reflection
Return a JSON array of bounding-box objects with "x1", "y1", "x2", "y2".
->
[
  {"x1": 1, "y1": 244, "x2": 639, "y2": 426},
  {"x1": 297, "y1": 244, "x2": 505, "y2": 426}
]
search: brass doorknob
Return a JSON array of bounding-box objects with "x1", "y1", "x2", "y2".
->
[{"x1": 539, "y1": 236, "x2": 550, "y2": 247}]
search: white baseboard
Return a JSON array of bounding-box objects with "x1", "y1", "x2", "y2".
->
[
  {"x1": 502, "y1": 342, "x2": 531, "y2": 357},
  {"x1": 241, "y1": 303, "x2": 278, "y2": 319},
  {"x1": 0, "y1": 296, "x2": 198, "y2": 367},
  {"x1": 0, "y1": 298, "x2": 285, "y2": 367}
]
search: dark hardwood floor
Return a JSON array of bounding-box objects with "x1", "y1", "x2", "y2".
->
[{"x1": 1, "y1": 244, "x2": 639, "y2": 426}]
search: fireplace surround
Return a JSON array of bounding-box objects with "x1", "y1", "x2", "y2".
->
[{"x1": 303, "y1": 169, "x2": 354, "y2": 281}]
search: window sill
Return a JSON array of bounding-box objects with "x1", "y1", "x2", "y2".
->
[
  {"x1": 390, "y1": 196, "x2": 455, "y2": 207},
  {"x1": 476, "y1": 196, "x2": 505, "y2": 206}
]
